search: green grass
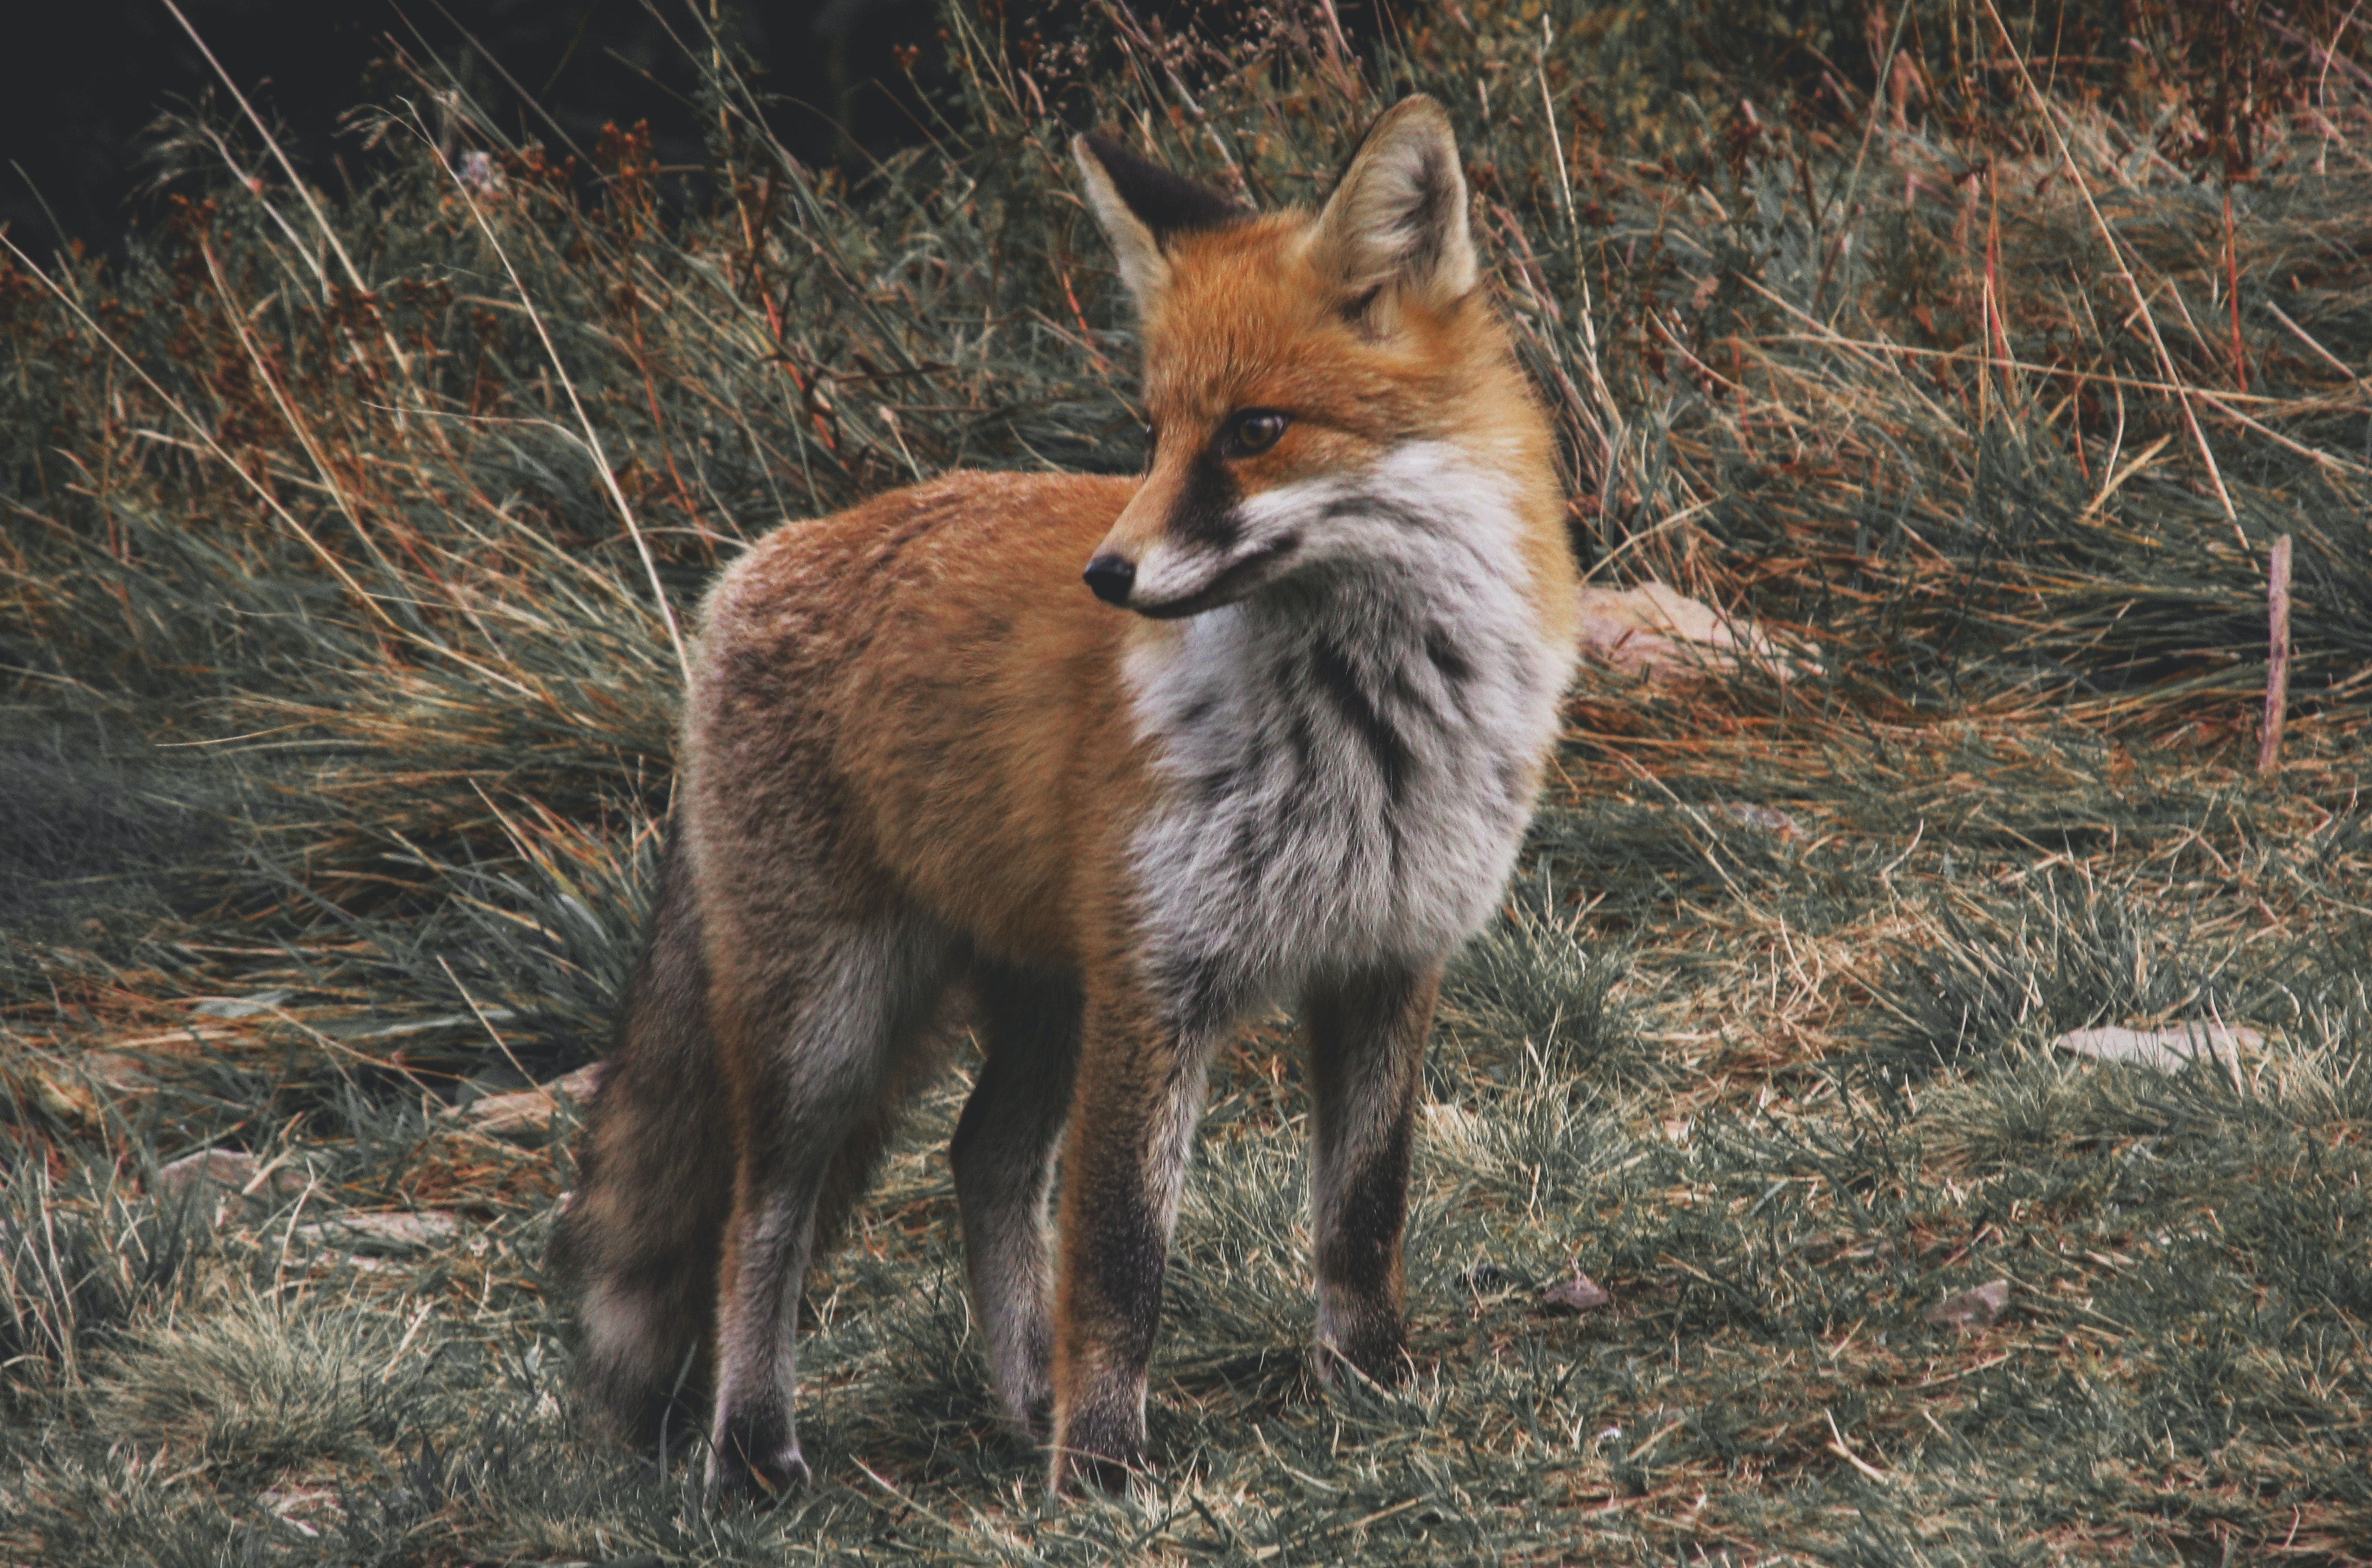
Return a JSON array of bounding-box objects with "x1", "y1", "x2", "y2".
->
[{"x1": 4, "y1": 1, "x2": 2371, "y2": 1561}]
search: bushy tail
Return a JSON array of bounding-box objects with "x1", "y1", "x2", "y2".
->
[{"x1": 551, "y1": 832, "x2": 733, "y2": 1443}]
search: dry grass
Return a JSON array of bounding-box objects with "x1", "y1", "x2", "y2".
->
[{"x1": 3, "y1": 1, "x2": 2369, "y2": 1562}]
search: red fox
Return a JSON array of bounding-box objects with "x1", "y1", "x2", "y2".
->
[{"x1": 553, "y1": 95, "x2": 1581, "y2": 1497}]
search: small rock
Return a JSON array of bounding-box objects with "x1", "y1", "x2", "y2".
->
[
  {"x1": 155, "y1": 1148, "x2": 262, "y2": 1200},
  {"x1": 33, "y1": 1053, "x2": 149, "y2": 1124},
  {"x1": 193, "y1": 989, "x2": 292, "y2": 1020},
  {"x1": 1924, "y1": 1278, "x2": 2011, "y2": 1330},
  {"x1": 1542, "y1": 1271, "x2": 1611, "y2": 1314},
  {"x1": 295, "y1": 1211, "x2": 460, "y2": 1254},
  {"x1": 1574, "y1": 580, "x2": 1822, "y2": 683},
  {"x1": 1715, "y1": 802, "x2": 1802, "y2": 839},
  {"x1": 152, "y1": 1149, "x2": 309, "y2": 1224},
  {"x1": 81, "y1": 1051, "x2": 157, "y2": 1090},
  {"x1": 33, "y1": 1052, "x2": 161, "y2": 1124},
  {"x1": 454, "y1": 1062, "x2": 606, "y2": 1135},
  {"x1": 2052, "y1": 1024, "x2": 2257, "y2": 1075}
]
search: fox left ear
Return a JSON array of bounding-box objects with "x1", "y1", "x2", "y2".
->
[
  {"x1": 1073, "y1": 133, "x2": 1251, "y2": 312},
  {"x1": 1310, "y1": 95, "x2": 1478, "y2": 309}
]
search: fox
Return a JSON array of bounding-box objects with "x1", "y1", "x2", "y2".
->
[{"x1": 551, "y1": 94, "x2": 1582, "y2": 1498}]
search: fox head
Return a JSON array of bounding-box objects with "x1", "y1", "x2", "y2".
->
[{"x1": 1073, "y1": 95, "x2": 1558, "y2": 618}]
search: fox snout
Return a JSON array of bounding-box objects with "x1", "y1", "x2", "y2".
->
[
  {"x1": 1082, "y1": 553, "x2": 1135, "y2": 605},
  {"x1": 1083, "y1": 455, "x2": 1296, "y2": 618}
]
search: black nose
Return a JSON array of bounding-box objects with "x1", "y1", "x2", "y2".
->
[{"x1": 1083, "y1": 554, "x2": 1135, "y2": 606}]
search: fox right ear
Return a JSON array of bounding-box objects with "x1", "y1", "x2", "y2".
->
[
  {"x1": 1073, "y1": 133, "x2": 1249, "y2": 311},
  {"x1": 1310, "y1": 95, "x2": 1478, "y2": 310}
]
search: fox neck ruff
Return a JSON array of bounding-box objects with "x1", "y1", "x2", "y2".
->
[{"x1": 1120, "y1": 440, "x2": 1571, "y2": 1032}]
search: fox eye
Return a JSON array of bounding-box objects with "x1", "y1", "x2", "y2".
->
[{"x1": 1219, "y1": 409, "x2": 1289, "y2": 458}]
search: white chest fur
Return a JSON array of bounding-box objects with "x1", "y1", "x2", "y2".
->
[{"x1": 1121, "y1": 444, "x2": 1574, "y2": 1029}]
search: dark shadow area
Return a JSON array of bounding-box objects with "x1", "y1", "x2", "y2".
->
[
  {"x1": 0, "y1": 707, "x2": 241, "y2": 949},
  {"x1": 4, "y1": 1, "x2": 1402, "y2": 260},
  {"x1": 1, "y1": 0, "x2": 940, "y2": 259}
]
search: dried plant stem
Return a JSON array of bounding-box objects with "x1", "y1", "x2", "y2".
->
[
  {"x1": 161, "y1": 0, "x2": 456, "y2": 454},
  {"x1": 0, "y1": 231, "x2": 402, "y2": 634},
  {"x1": 1979, "y1": 0, "x2": 2240, "y2": 535},
  {"x1": 2225, "y1": 188, "x2": 2247, "y2": 394},
  {"x1": 428, "y1": 136, "x2": 692, "y2": 683},
  {"x1": 2260, "y1": 533, "x2": 2293, "y2": 775},
  {"x1": 196, "y1": 238, "x2": 415, "y2": 605}
]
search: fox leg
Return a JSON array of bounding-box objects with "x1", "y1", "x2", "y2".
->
[
  {"x1": 556, "y1": 832, "x2": 732, "y2": 1445},
  {"x1": 1048, "y1": 981, "x2": 1222, "y2": 1493},
  {"x1": 705, "y1": 916, "x2": 954, "y2": 1501},
  {"x1": 1305, "y1": 965, "x2": 1438, "y2": 1384},
  {"x1": 949, "y1": 961, "x2": 1082, "y2": 1442}
]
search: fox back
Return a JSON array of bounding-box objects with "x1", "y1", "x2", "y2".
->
[{"x1": 557, "y1": 95, "x2": 1580, "y2": 1499}]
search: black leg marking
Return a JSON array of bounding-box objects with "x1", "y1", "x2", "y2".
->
[
  {"x1": 952, "y1": 963, "x2": 1082, "y2": 1444},
  {"x1": 712, "y1": 1396, "x2": 809, "y2": 1503},
  {"x1": 1305, "y1": 965, "x2": 1437, "y2": 1386}
]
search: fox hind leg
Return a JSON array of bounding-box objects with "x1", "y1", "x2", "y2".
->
[
  {"x1": 706, "y1": 915, "x2": 957, "y2": 1501},
  {"x1": 950, "y1": 961, "x2": 1083, "y2": 1442},
  {"x1": 1305, "y1": 964, "x2": 1438, "y2": 1385},
  {"x1": 554, "y1": 832, "x2": 732, "y2": 1446}
]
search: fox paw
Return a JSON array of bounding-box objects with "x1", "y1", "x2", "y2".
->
[
  {"x1": 706, "y1": 1407, "x2": 810, "y2": 1505},
  {"x1": 1315, "y1": 1324, "x2": 1413, "y2": 1390},
  {"x1": 1049, "y1": 1412, "x2": 1148, "y2": 1496}
]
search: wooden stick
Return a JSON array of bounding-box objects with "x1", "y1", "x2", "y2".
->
[
  {"x1": 2259, "y1": 534, "x2": 2293, "y2": 775},
  {"x1": 2225, "y1": 187, "x2": 2247, "y2": 395}
]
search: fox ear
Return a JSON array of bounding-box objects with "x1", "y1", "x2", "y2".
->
[
  {"x1": 1073, "y1": 133, "x2": 1249, "y2": 311},
  {"x1": 1311, "y1": 95, "x2": 1477, "y2": 308}
]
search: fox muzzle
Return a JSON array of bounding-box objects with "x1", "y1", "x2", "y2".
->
[{"x1": 1083, "y1": 553, "x2": 1136, "y2": 606}]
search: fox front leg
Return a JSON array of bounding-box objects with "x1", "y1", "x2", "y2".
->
[
  {"x1": 1045, "y1": 988, "x2": 1219, "y2": 1493},
  {"x1": 951, "y1": 962, "x2": 1083, "y2": 1442},
  {"x1": 1305, "y1": 965, "x2": 1438, "y2": 1384}
]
